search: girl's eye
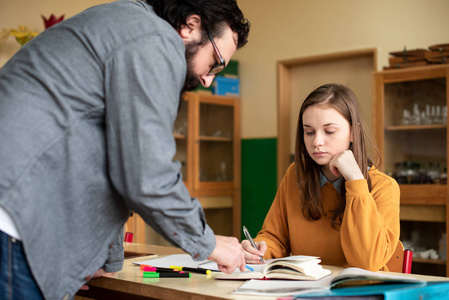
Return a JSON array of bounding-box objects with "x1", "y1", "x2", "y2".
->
[
  {"x1": 305, "y1": 131, "x2": 314, "y2": 135},
  {"x1": 326, "y1": 131, "x2": 335, "y2": 134}
]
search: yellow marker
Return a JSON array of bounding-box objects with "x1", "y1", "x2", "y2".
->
[{"x1": 170, "y1": 265, "x2": 211, "y2": 275}]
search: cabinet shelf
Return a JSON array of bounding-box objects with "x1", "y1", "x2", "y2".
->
[
  {"x1": 413, "y1": 258, "x2": 446, "y2": 265},
  {"x1": 174, "y1": 134, "x2": 186, "y2": 139},
  {"x1": 197, "y1": 196, "x2": 233, "y2": 209},
  {"x1": 400, "y1": 204, "x2": 445, "y2": 222},
  {"x1": 399, "y1": 184, "x2": 447, "y2": 205},
  {"x1": 385, "y1": 124, "x2": 446, "y2": 131},
  {"x1": 199, "y1": 136, "x2": 233, "y2": 142}
]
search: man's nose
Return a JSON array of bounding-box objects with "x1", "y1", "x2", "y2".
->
[{"x1": 200, "y1": 74, "x2": 215, "y2": 88}]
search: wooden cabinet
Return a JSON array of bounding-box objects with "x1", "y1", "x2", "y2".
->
[
  {"x1": 373, "y1": 65, "x2": 449, "y2": 276},
  {"x1": 126, "y1": 92, "x2": 241, "y2": 244}
]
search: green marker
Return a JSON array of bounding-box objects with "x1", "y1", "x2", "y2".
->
[{"x1": 143, "y1": 271, "x2": 191, "y2": 278}]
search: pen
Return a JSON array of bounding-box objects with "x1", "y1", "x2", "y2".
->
[
  {"x1": 143, "y1": 271, "x2": 191, "y2": 278},
  {"x1": 245, "y1": 265, "x2": 254, "y2": 271},
  {"x1": 170, "y1": 266, "x2": 211, "y2": 275},
  {"x1": 243, "y1": 225, "x2": 265, "y2": 263}
]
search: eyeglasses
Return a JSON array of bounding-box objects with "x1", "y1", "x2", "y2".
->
[{"x1": 207, "y1": 33, "x2": 226, "y2": 76}]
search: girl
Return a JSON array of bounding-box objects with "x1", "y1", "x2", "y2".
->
[{"x1": 243, "y1": 83, "x2": 400, "y2": 271}]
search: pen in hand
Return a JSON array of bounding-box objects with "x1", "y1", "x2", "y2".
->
[{"x1": 243, "y1": 226, "x2": 265, "y2": 263}]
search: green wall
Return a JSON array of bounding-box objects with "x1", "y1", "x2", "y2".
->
[{"x1": 241, "y1": 138, "x2": 277, "y2": 238}]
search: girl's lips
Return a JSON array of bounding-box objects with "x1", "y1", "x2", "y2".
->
[{"x1": 313, "y1": 151, "x2": 326, "y2": 157}]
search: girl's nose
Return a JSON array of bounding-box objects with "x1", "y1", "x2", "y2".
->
[{"x1": 313, "y1": 133, "x2": 324, "y2": 147}]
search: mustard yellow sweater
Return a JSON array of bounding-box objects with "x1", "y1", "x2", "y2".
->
[{"x1": 254, "y1": 163, "x2": 400, "y2": 271}]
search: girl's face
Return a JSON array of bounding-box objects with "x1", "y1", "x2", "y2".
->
[{"x1": 302, "y1": 105, "x2": 353, "y2": 168}]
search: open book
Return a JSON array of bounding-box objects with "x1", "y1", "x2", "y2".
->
[
  {"x1": 294, "y1": 267, "x2": 449, "y2": 299},
  {"x1": 326, "y1": 267, "x2": 423, "y2": 288},
  {"x1": 233, "y1": 267, "x2": 425, "y2": 297},
  {"x1": 216, "y1": 255, "x2": 332, "y2": 281}
]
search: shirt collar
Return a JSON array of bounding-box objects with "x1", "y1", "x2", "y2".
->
[
  {"x1": 319, "y1": 169, "x2": 344, "y2": 192},
  {"x1": 319, "y1": 166, "x2": 371, "y2": 192}
]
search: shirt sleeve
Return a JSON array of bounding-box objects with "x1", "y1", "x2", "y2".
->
[
  {"x1": 254, "y1": 166, "x2": 293, "y2": 258},
  {"x1": 104, "y1": 33, "x2": 215, "y2": 260},
  {"x1": 340, "y1": 171, "x2": 400, "y2": 271},
  {"x1": 103, "y1": 229, "x2": 124, "y2": 273}
]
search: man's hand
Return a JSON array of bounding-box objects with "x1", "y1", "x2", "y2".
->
[
  {"x1": 79, "y1": 268, "x2": 117, "y2": 291},
  {"x1": 241, "y1": 240, "x2": 266, "y2": 264},
  {"x1": 207, "y1": 235, "x2": 246, "y2": 274}
]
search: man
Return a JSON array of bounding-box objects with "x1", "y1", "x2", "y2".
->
[{"x1": 0, "y1": 0, "x2": 250, "y2": 299}]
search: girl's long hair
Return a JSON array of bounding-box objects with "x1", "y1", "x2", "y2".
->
[{"x1": 294, "y1": 83, "x2": 380, "y2": 228}]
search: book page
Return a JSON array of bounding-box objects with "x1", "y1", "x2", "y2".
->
[
  {"x1": 215, "y1": 263, "x2": 266, "y2": 279},
  {"x1": 262, "y1": 255, "x2": 330, "y2": 280},
  {"x1": 266, "y1": 268, "x2": 332, "y2": 280},
  {"x1": 265, "y1": 259, "x2": 322, "y2": 275},
  {"x1": 233, "y1": 277, "x2": 333, "y2": 296},
  {"x1": 331, "y1": 267, "x2": 424, "y2": 288},
  {"x1": 215, "y1": 256, "x2": 331, "y2": 280}
]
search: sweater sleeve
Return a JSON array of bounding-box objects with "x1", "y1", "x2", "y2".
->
[
  {"x1": 254, "y1": 165, "x2": 294, "y2": 259},
  {"x1": 340, "y1": 170, "x2": 400, "y2": 271}
]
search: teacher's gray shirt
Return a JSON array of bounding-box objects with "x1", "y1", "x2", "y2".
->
[{"x1": 0, "y1": 1, "x2": 215, "y2": 299}]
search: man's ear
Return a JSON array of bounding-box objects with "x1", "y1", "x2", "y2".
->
[{"x1": 179, "y1": 14, "x2": 202, "y2": 43}]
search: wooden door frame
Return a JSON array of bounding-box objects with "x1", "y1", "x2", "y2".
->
[{"x1": 277, "y1": 48, "x2": 378, "y2": 185}]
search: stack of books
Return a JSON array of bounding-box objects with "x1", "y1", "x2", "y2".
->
[
  {"x1": 427, "y1": 43, "x2": 449, "y2": 64},
  {"x1": 385, "y1": 43, "x2": 449, "y2": 69}
]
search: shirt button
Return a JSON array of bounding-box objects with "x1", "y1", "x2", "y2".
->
[
  {"x1": 194, "y1": 254, "x2": 199, "y2": 259},
  {"x1": 109, "y1": 244, "x2": 113, "y2": 249}
]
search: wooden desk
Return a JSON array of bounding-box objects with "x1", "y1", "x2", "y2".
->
[{"x1": 76, "y1": 243, "x2": 449, "y2": 300}]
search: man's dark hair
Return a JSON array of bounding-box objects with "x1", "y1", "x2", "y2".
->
[{"x1": 146, "y1": 0, "x2": 250, "y2": 48}]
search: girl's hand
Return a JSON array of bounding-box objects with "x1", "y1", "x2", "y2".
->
[
  {"x1": 329, "y1": 150, "x2": 364, "y2": 181},
  {"x1": 241, "y1": 240, "x2": 267, "y2": 264}
]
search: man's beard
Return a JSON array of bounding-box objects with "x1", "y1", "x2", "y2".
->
[
  {"x1": 178, "y1": 40, "x2": 204, "y2": 112},
  {"x1": 181, "y1": 41, "x2": 202, "y2": 94}
]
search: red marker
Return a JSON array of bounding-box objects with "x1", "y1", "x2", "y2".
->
[{"x1": 140, "y1": 265, "x2": 180, "y2": 272}]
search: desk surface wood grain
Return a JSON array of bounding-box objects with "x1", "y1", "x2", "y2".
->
[{"x1": 75, "y1": 243, "x2": 449, "y2": 300}]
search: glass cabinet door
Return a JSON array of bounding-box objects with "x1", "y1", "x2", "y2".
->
[
  {"x1": 199, "y1": 102, "x2": 234, "y2": 183},
  {"x1": 374, "y1": 66, "x2": 449, "y2": 277},
  {"x1": 383, "y1": 78, "x2": 447, "y2": 186}
]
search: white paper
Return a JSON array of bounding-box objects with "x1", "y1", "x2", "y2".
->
[{"x1": 133, "y1": 254, "x2": 220, "y2": 271}]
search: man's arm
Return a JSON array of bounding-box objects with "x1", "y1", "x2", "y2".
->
[{"x1": 104, "y1": 31, "x2": 215, "y2": 260}]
